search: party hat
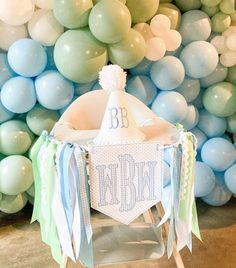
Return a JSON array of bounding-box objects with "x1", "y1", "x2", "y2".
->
[{"x1": 93, "y1": 65, "x2": 145, "y2": 145}]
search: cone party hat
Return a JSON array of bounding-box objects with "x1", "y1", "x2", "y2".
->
[{"x1": 93, "y1": 65, "x2": 146, "y2": 145}]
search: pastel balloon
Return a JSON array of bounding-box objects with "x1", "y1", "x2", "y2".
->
[
  {"x1": 156, "y1": 3, "x2": 181, "y2": 29},
  {"x1": 126, "y1": 0, "x2": 159, "y2": 23},
  {"x1": 180, "y1": 41, "x2": 218, "y2": 79},
  {"x1": 230, "y1": 12, "x2": 236, "y2": 25},
  {"x1": 201, "y1": 0, "x2": 221, "y2": 7},
  {"x1": 129, "y1": 58, "x2": 152, "y2": 76},
  {"x1": 28, "y1": 9, "x2": 64, "y2": 46},
  {"x1": 197, "y1": 109, "x2": 227, "y2": 137},
  {"x1": 1, "y1": 76, "x2": 36, "y2": 114},
  {"x1": 93, "y1": 0, "x2": 127, "y2": 3},
  {"x1": 145, "y1": 37, "x2": 166, "y2": 61},
  {"x1": 108, "y1": 29, "x2": 146, "y2": 69},
  {"x1": 133, "y1": 23, "x2": 154, "y2": 41},
  {"x1": 150, "y1": 56, "x2": 185, "y2": 90},
  {"x1": 201, "y1": 5, "x2": 219, "y2": 17},
  {"x1": 8, "y1": 38, "x2": 47, "y2": 77},
  {"x1": 194, "y1": 161, "x2": 216, "y2": 197},
  {"x1": 175, "y1": 76, "x2": 200, "y2": 102},
  {"x1": 89, "y1": 0, "x2": 131, "y2": 44},
  {"x1": 0, "y1": 53, "x2": 15, "y2": 88},
  {"x1": 45, "y1": 46, "x2": 57, "y2": 70},
  {"x1": 126, "y1": 75, "x2": 157, "y2": 105},
  {"x1": 0, "y1": 0, "x2": 34, "y2": 26},
  {"x1": 225, "y1": 33, "x2": 236, "y2": 51},
  {"x1": 53, "y1": 0, "x2": 93, "y2": 29},
  {"x1": 0, "y1": 155, "x2": 34, "y2": 195},
  {"x1": 203, "y1": 82, "x2": 236, "y2": 117},
  {"x1": 0, "y1": 21, "x2": 28, "y2": 51},
  {"x1": 223, "y1": 26, "x2": 236, "y2": 38},
  {"x1": 219, "y1": 0, "x2": 235, "y2": 15},
  {"x1": 211, "y1": 12, "x2": 231, "y2": 33},
  {"x1": 179, "y1": 10, "x2": 211, "y2": 45},
  {"x1": 151, "y1": 91, "x2": 188, "y2": 124},
  {"x1": 191, "y1": 127, "x2": 207, "y2": 151},
  {"x1": 0, "y1": 193, "x2": 28, "y2": 214},
  {"x1": 202, "y1": 184, "x2": 232, "y2": 206},
  {"x1": 74, "y1": 81, "x2": 97, "y2": 96},
  {"x1": 220, "y1": 51, "x2": 236, "y2": 68},
  {"x1": 35, "y1": 0, "x2": 53, "y2": 9},
  {"x1": 162, "y1": 29, "x2": 182, "y2": 52},
  {"x1": 175, "y1": 0, "x2": 201, "y2": 12},
  {"x1": 201, "y1": 137, "x2": 236, "y2": 172},
  {"x1": 54, "y1": 28, "x2": 107, "y2": 83},
  {"x1": 224, "y1": 164, "x2": 236, "y2": 194},
  {"x1": 210, "y1": 36, "x2": 227, "y2": 54},
  {"x1": 227, "y1": 113, "x2": 236, "y2": 133},
  {"x1": 0, "y1": 96, "x2": 14, "y2": 124},
  {"x1": 150, "y1": 14, "x2": 171, "y2": 37},
  {"x1": 26, "y1": 183, "x2": 35, "y2": 197},
  {"x1": 226, "y1": 65, "x2": 236, "y2": 84},
  {"x1": 0, "y1": 120, "x2": 34, "y2": 155},
  {"x1": 35, "y1": 71, "x2": 74, "y2": 110},
  {"x1": 26, "y1": 104, "x2": 60, "y2": 136},
  {"x1": 200, "y1": 64, "x2": 228, "y2": 88},
  {"x1": 181, "y1": 105, "x2": 199, "y2": 130}
]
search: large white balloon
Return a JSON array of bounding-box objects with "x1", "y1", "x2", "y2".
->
[
  {"x1": 28, "y1": 10, "x2": 64, "y2": 46},
  {"x1": 150, "y1": 14, "x2": 171, "y2": 37},
  {"x1": 35, "y1": 0, "x2": 53, "y2": 10},
  {"x1": 0, "y1": 0, "x2": 35, "y2": 26}
]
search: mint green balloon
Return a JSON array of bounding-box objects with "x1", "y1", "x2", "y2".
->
[
  {"x1": 227, "y1": 113, "x2": 236, "y2": 133},
  {"x1": 126, "y1": 0, "x2": 159, "y2": 23},
  {"x1": 201, "y1": 0, "x2": 221, "y2": 7},
  {"x1": 0, "y1": 120, "x2": 34, "y2": 155},
  {"x1": 201, "y1": 5, "x2": 219, "y2": 17},
  {"x1": 175, "y1": 0, "x2": 201, "y2": 12},
  {"x1": 219, "y1": 0, "x2": 235, "y2": 15},
  {"x1": 53, "y1": 0, "x2": 93, "y2": 29},
  {"x1": 89, "y1": 0, "x2": 131, "y2": 44},
  {"x1": 211, "y1": 12, "x2": 231, "y2": 33},
  {"x1": 0, "y1": 155, "x2": 33, "y2": 195},
  {"x1": 203, "y1": 82, "x2": 236, "y2": 117},
  {"x1": 26, "y1": 183, "x2": 35, "y2": 197},
  {"x1": 54, "y1": 28, "x2": 108, "y2": 83},
  {"x1": 92, "y1": 0, "x2": 127, "y2": 5},
  {"x1": 157, "y1": 3, "x2": 181, "y2": 29},
  {"x1": 0, "y1": 193, "x2": 27, "y2": 214},
  {"x1": 108, "y1": 29, "x2": 146, "y2": 69},
  {"x1": 226, "y1": 65, "x2": 236, "y2": 85},
  {"x1": 26, "y1": 104, "x2": 59, "y2": 136}
]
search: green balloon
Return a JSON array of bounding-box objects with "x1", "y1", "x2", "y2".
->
[
  {"x1": 203, "y1": 82, "x2": 236, "y2": 117},
  {"x1": 126, "y1": 0, "x2": 159, "y2": 23},
  {"x1": 54, "y1": 28, "x2": 108, "y2": 83},
  {"x1": 201, "y1": 5, "x2": 219, "y2": 17},
  {"x1": 26, "y1": 104, "x2": 59, "y2": 136},
  {"x1": 227, "y1": 113, "x2": 236, "y2": 133},
  {"x1": 157, "y1": 3, "x2": 181, "y2": 29},
  {"x1": 175, "y1": 0, "x2": 201, "y2": 12},
  {"x1": 219, "y1": 0, "x2": 235, "y2": 15},
  {"x1": 226, "y1": 65, "x2": 236, "y2": 85},
  {"x1": 211, "y1": 12, "x2": 231, "y2": 33},
  {"x1": 201, "y1": 0, "x2": 221, "y2": 7},
  {"x1": 0, "y1": 155, "x2": 34, "y2": 195},
  {"x1": 53, "y1": 0, "x2": 93, "y2": 29},
  {"x1": 230, "y1": 12, "x2": 236, "y2": 25},
  {"x1": 89, "y1": 0, "x2": 131, "y2": 44},
  {"x1": 108, "y1": 28, "x2": 146, "y2": 69},
  {"x1": 0, "y1": 193, "x2": 27, "y2": 214},
  {"x1": 0, "y1": 120, "x2": 34, "y2": 155},
  {"x1": 26, "y1": 183, "x2": 35, "y2": 197},
  {"x1": 0, "y1": 192, "x2": 2, "y2": 201},
  {"x1": 93, "y1": 0, "x2": 127, "y2": 4}
]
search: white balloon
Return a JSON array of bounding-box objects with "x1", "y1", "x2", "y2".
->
[
  {"x1": 145, "y1": 37, "x2": 166, "y2": 61},
  {"x1": 28, "y1": 10, "x2": 64, "y2": 46},
  {"x1": 0, "y1": 0, "x2": 35, "y2": 26},
  {"x1": 220, "y1": 50, "x2": 236, "y2": 67},
  {"x1": 35, "y1": 0, "x2": 53, "y2": 10},
  {"x1": 226, "y1": 33, "x2": 236, "y2": 51},
  {"x1": 223, "y1": 26, "x2": 236, "y2": 38},
  {"x1": 162, "y1": 30, "x2": 182, "y2": 51},
  {"x1": 0, "y1": 20, "x2": 28, "y2": 51},
  {"x1": 133, "y1": 23, "x2": 154, "y2": 41},
  {"x1": 150, "y1": 14, "x2": 171, "y2": 37},
  {"x1": 211, "y1": 35, "x2": 227, "y2": 54}
]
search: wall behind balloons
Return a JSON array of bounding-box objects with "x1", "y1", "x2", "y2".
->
[{"x1": 0, "y1": 0, "x2": 236, "y2": 214}]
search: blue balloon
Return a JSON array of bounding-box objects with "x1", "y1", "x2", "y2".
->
[
  {"x1": 126, "y1": 75, "x2": 157, "y2": 106},
  {"x1": 192, "y1": 88, "x2": 204, "y2": 109},
  {"x1": 201, "y1": 137, "x2": 236, "y2": 172},
  {"x1": 150, "y1": 56, "x2": 185, "y2": 90},
  {"x1": 1, "y1": 76, "x2": 36, "y2": 113},
  {"x1": 129, "y1": 58, "x2": 152, "y2": 76},
  {"x1": 194, "y1": 161, "x2": 216, "y2": 197},
  {"x1": 45, "y1": 46, "x2": 57, "y2": 70},
  {"x1": 224, "y1": 164, "x2": 236, "y2": 195},
  {"x1": 191, "y1": 127, "x2": 207, "y2": 151},
  {"x1": 0, "y1": 53, "x2": 15, "y2": 87},
  {"x1": 214, "y1": 171, "x2": 231, "y2": 193},
  {"x1": 8, "y1": 38, "x2": 47, "y2": 77},
  {"x1": 74, "y1": 81, "x2": 97, "y2": 96},
  {"x1": 91, "y1": 81, "x2": 101, "y2": 91},
  {"x1": 201, "y1": 184, "x2": 232, "y2": 206},
  {"x1": 179, "y1": 41, "x2": 218, "y2": 79},
  {"x1": 175, "y1": 76, "x2": 200, "y2": 102},
  {"x1": 197, "y1": 109, "x2": 227, "y2": 137},
  {"x1": 163, "y1": 161, "x2": 170, "y2": 187},
  {"x1": 35, "y1": 70, "x2": 74, "y2": 110},
  {"x1": 151, "y1": 91, "x2": 188, "y2": 124},
  {"x1": 0, "y1": 96, "x2": 14, "y2": 123},
  {"x1": 181, "y1": 105, "x2": 199, "y2": 130}
]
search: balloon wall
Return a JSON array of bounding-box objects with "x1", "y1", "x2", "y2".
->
[{"x1": 0, "y1": 0, "x2": 236, "y2": 213}]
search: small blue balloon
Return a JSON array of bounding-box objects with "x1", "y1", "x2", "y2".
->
[
  {"x1": 150, "y1": 56, "x2": 185, "y2": 90},
  {"x1": 45, "y1": 46, "x2": 57, "y2": 70},
  {"x1": 0, "y1": 96, "x2": 14, "y2": 123},
  {"x1": 8, "y1": 38, "x2": 47, "y2": 77},
  {"x1": 0, "y1": 53, "x2": 15, "y2": 87},
  {"x1": 35, "y1": 70, "x2": 74, "y2": 110},
  {"x1": 163, "y1": 161, "x2": 170, "y2": 187},
  {"x1": 214, "y1": 171, "x2": 231, "y2": 193},
  {"x1": 74, "y1": 81, "x2": 97, "y2": 96},
  {"x1": 126, "y1": 75, "x2": 157, "y2": 106},
  {"x1": 151, "y1": 91, "x2": 188, "y2": 124},
  {"x1": 191, "y1": 127, "x2": 207, "y2": 151},
  {"x1": 1, "y1": 76, "x2": 36, "y2": 113},
  {"x1": 194, "y1": 161, "x2": 216, "y2": 197},
  {"x1": 181, "y1": 105, "x2": 199, "y2": 130},
  {"x1": 201, "y1": 184, "x2": 232, "y2": 206},
  {"x1": 192, "y1": 88, "x2": 204, "y2": 109},
  {"x1": 175, "y1": 76, "x2": 200, "y2": 102},
  {"x1": 224, "y1": 164, "x2": 236, "y2": 195},
  {"x1": 201, "y1": 137, "x2": 236, "y2": 172},
  {"x1": 129, "y1": 58, "x2": 152, "y2": 76},
  {"x1": 197, "y1": 109, "x2": 227, "y2": 137}
]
